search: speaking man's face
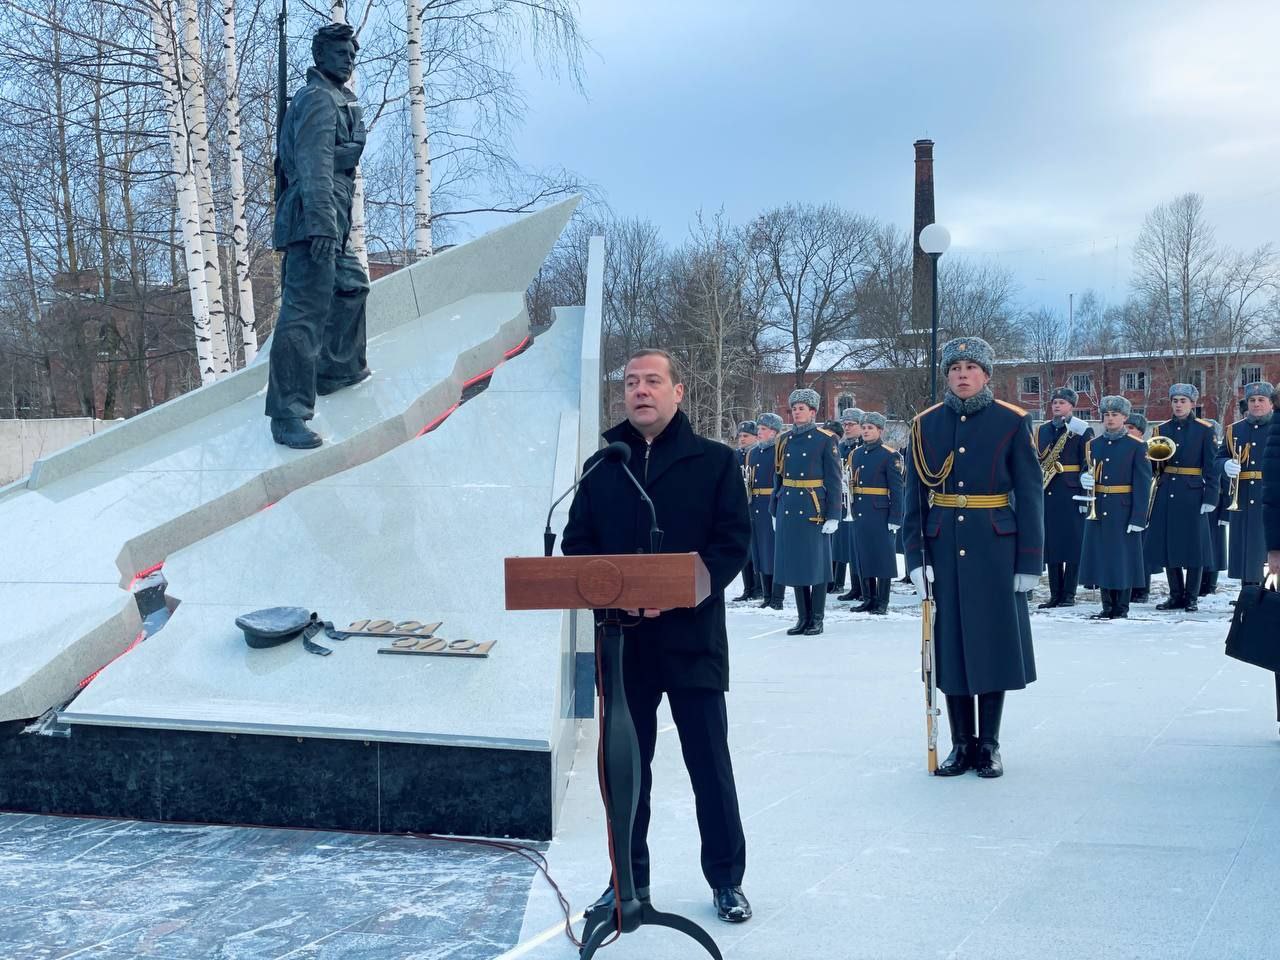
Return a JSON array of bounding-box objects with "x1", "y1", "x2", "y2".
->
[{"x1": 624, "y1": 355, "x2": 683, "y2": 437}]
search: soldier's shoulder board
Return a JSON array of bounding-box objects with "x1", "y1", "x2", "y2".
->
[
  {"x1": 817, "y1": 427, "x2": 837, "y2": 438},
  {"x1": 995, "y1": 398, "x2": 1028, "y2": 416},
  {"x1": 883, "y1": 444, "x2": 898, "y2": 453},
  {"x1": 1196, "y1": 417, "x2": 1214, "y2": 429},
  {"x1": 914, "y1": 402, "x2": 944, "y2": 421}
]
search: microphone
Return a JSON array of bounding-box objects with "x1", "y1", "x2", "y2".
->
[
  {"x1": 543, "y1": 441, "x2": 631, "y2": 556},
  {"x1": 614, "y1": 450, "x2": 664, "y2": 555}
]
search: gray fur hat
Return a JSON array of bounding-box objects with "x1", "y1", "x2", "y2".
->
[
  {"x1": 737, "y1": 420, "x2": 758, "y2": 436},
  {"x1": 1169, "y1": 382, "x2": 1199, "y2": 402},
  {"x1": 757, "y1": 412, "x2": 784, "y2": 432},
  {"x1": 788, "y1": 387, "x2": 821, "y2": 410},
  {"x1": 862, "y1": 411, "x2": 887, "y2": 429},
  {"x1": 839, "y1": 407, "x2": 865, "y2": 424},
  {"x1": 1099, "y1": 395, "x2": 1132, "y2": 416},
  {"x1": 940, "y1": 336, "x2": 994, "y2": 376},
  {"x1": 1244, "y1": 380, "x2": 1274, "y2": 400},
  {"x1": 1051, "y1": 386, "x2": 1078, "y2": 406},
  {"x1": 1126, "y1": 412, "x2": 1148, "y2": 433}
]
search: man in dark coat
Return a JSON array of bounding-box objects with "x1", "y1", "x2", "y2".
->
[
  {"x1": 903, "y1": 336, "x2": 1043, "y2": 779},
  {"x1": 1126, "y1": 412, "x2": 1153, "y2": 603},
  {"x1": 562, "y1": 348, "x2": 753, "y2": 924},
  {"x1": 1218, "y1": 382, "x2": 1273, "y2": 588},
  {"x1": 1147, "y1": 383, "x2": 1219, "y2": 612},
  {"x1": 1079, "y1": 396, "x2": 1152, "y2": 620},
  {"x1": 771, "y1": 389, "x2": 842, "y2": 636},
  {"x1": 1263, "y1": 387, "x2": 1280, "y2": 734},
  {"x1": 1037, "y1": 386, "x2": 1093, "y2": 607},
  {"x1": 267, "y1": 23, "x2": 371, "y2": 449},
  {"x1": 848, "y1": 412, "x2": 904, "y2": 614},
  {"x1": 749, "y1": 413, "x2": 785, "y2": 610},
  {"x1": 733, "y1": 421, "x2": 762, "y2": 601},
  {"x1": 833, "y1": 408, "x2": 864, "y2": 600}
]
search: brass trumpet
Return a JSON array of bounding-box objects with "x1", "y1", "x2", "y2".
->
[
  {"x1": 1086, "y1": 462, "x2": 1103, "y2": 521},
  {"x1": 1145, "y1": 435, "x2": 1177, "y2": 519},
  {"x1": 1228, "y1": 443, "x2": 1250, "y2": 512}
]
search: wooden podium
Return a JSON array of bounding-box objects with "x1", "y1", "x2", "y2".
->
[{"x1": 505, "y1": 552, "x2": 722, "y2": 960}]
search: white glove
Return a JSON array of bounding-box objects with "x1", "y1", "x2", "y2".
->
[
  {"x1": 1066, "y1": 416, "x2": 1089, "y2": 436},
  {"x1": 1014, "y1": 573, "x2": 1039, "y2": 593},
  {"x1": 1219, "y1": 519, "x2": 1230, "y2": 527},
  {"x1": 1200, "y1": 503, "x2": 1215, "y2": 514},
  {"x1": 908, "y1": 565, "x2": 934, "y2": 595},
  {"x1": 821, "y1": 519, "x2": 839, "y2": 535},
  {"x1": 1224, "y1": 459, "x2": 1241, "y2": 478},
  {"x1": 1126, "y1": 524, "x2": 1145, "y2": 534},
  {"x1": 1080, "y1": 470, "x2": 1095, "y2": 490},
  {"x1": 1079, "y1": 506, "x2": 1089, "y2": 515},
  {"x1": 770, "y1": 514, "x2": 776, "y2": 530},
  {"x1": 888, "y1": 523, "x2": 900, "y2": 534}
]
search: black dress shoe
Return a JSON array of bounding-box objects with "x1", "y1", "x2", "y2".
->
[
  {"x1": 1057, "y1": 598, "x2": 1076, "y2": 607},
  {"x1": 270, "y1": 418, "x2": 323, "y2": 449},
  {"x1": 975, "y1": 743, "x2": 1003, "y2": 778},
  {"x1": 1087, "y1": 611, "x2": 1111, "y2": 620},
  {"x1": 1155, "y1": 598, "x2": 1184, "y2": 611},
  {"x1": 1037, "y1": 599, "x2": 1060, "y2": 609},
  {"x1": 732, "y1": 590, "x2": 752, "y2": 602},
  {"x1": 837, "y1": 587, "x2": 860, "y2": 601},
  {"x1": 935, "y1": 739, "x2": 976, "y2": 777},
  {"x1": 1183, "y1": 598, "x2": 1198, "y2": 612},
  {"x1": 316, "y1": 368, "x2": 372, "y2": 396},
  {"x1": 588, "y1": 883, "x2": 651, "y2": 912},
  {"x1": 712, "y1": 886, "x2": 751, "y2": 923}
]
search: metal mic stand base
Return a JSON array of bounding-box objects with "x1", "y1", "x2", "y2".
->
[{"x1": 579, "y1": 614, "x2": 722, "y2": 960}]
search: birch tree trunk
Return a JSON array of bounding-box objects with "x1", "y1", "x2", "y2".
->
[
  {"x1": 148, "y1": 0, "x2": 216, "y2": 386},
  {"x1": 406, "y1": 0, "x2": 432, "y2": 258},
  {"x1": 331, "y1": 0, "x2": 369, "y2": 271},
  {"x1": 220, "y1": 0, "x2": 258, "y2": 364},
  {"x1": 177, "y1": 0, "x2": 231, "y2": 377}
]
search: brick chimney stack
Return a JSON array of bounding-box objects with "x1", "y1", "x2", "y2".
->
[{"x1": 910, "y1": 139, "x2": 936, "y2": 336}]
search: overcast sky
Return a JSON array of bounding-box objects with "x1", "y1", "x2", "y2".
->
[{"x1": 490, "y1": 0, "x2": 1280, "y2": 316}]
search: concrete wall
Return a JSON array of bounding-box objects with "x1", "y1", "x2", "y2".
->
[{"x1": 0, "y1": 419, "x2": 120, "y2": 485}]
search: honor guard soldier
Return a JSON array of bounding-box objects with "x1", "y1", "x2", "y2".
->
[
  {"x1": 1078, "y1": 396, "x2": 1152, "y2": 620},
  {"x1": 771, "y1": 389, "x2": 842, "y2": 636},
  {"x1": 1201, "y1": 419, "x2": 1228, "y2": 597},
  {"x1": 1037, "y1": 386, "x2": 1093, "y2": 607},
  {"x1": 847, "y1": 412, "x2": 904, "y2": 614},
  {"x1": 749, "y1": 414, "x2": 786, "y2": 609},
  {"x1": 833, "y1": 408, "x2": 865, "y2": 600},
  {"x1": 734, "y1": 421, "x2": 763, "y2": 601},
  {"x1": 1261, "y1": 387, "x2": 1280, "y2": 735},
  {"x1": 1218, "y1": 381, "x2": 1273, "y2": 588},
  {"x1": 1147, "y1": 383, "x2": 1219, "y2": 612},
  {"x1": 903, "y1": 337, "x2": 1042, "y2": 779},
  {"x1": 1125, "y1": 413, "x2": 1152, "y2": 603}
]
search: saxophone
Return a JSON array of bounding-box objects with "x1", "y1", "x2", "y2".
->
[{"x1": 1039, "y1": 423, "x2": 1072, "y2": 489}]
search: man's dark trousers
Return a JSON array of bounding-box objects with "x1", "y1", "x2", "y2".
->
[
  {"x1": 266, "y1": 238, "x2": 369, "y2": 421},
  {"x1": 623, "y1": 674, "x2": 746, "y2": 890}
]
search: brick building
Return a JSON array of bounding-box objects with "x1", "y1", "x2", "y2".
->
[{"x1": 765, "y1": 346, "x2": 1280, "y2": 426}]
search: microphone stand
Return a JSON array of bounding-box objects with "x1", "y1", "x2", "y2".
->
[{"x1": 578, "y1": 447, "x2": 719, "y2": 960}]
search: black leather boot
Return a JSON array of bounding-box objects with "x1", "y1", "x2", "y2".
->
[
  {"x1": 1060, "y1": 562, "x2": 1080, "y2": 606},
  {"x1": 838, "y1": 574, "x2": 862, "y2": 601},
  {"x1": 271, "y1": 418, "x2": 323, "y2": 449},
  {"x1": 872, "y1": 577, "x2": 891, "y2": 614},
  {"x1": 830, "y1": 563, "x2": 846, "y2": 594},
  {"x1": 975, "y1": 691, "x2": 1005, "y2": 778},
  {"x1": 757, "y1": 575, "x2": 774, "y2": 608},
  {"x1": 764, "y1": 578, "x2": 785, "y2": 610},
  {"x1": 1039, "y1": 563, "x2": 1062, "y2": 608},
  {"x1": 1089, "y1": 589, "x2": 1114, "y2": 620},
  {"x1": 1157, "y1": 568, "x2": 1185, "y2": 610},
  {"x1": 734, "y1": 560, "x2": 756, "y2": 601},
  {"x1": 787, "y1": 587, "x2": 810, "y2": 635},
  {"x1": 1183, "y1": 568, "x2": 1202, "y2": 611},
  {"x1": 1132, "y1": 575, "x2": 1150, "y2": 603},
  {"x1": 936, "y1": 695, "x2": 977, "y2": 776},
  {"x1": 1199, "y1": 569, "x2": 1217, "y2": 597},
  {"x1": 852, "y1": 579, "x2": 876, "y2": 612},
  {"x1": 804, "y1": 587, "x2": 826, "y2": 635},
  {"x1": 1112, "y1": 588, "x2": 1131, "y2": 619}
]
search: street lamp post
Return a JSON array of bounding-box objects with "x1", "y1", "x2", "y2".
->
[{"x1": 918, "y1": 223, "x2": 951, "y2": 404}]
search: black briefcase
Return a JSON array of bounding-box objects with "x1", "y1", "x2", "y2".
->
[{"x1": 1225, "y1": 583, "x2": 1280, "y2": 672}]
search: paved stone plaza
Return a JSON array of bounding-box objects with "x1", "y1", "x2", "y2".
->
[{"x1": 3, "y1": 582, "x2": 1278, "y2": 959}]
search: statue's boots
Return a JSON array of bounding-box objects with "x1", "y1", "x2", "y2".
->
[
  {"x1": 936, "y1": 695, "x2": 977, "y2": 777},
  {"x1": 271, "y1": 418, "x2": 323, "y2": 449}
]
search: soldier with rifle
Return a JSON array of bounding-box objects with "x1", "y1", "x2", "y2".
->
[{"x1": 903, "y1": 337, "x2": 1042, "y2": 778}]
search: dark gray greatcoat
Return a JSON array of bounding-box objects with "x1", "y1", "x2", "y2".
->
[
  {"x1": 770, "y1": 425, "x2": 841, "y2": 587},
  {"x1": 849, "y1": 440, "x2": 905, "y2": 578},
  {"x1": 1217, "y1": 416, "x2": 1271, "y2": 581},
  {"x1": 903, "y1": 397, "x2": 1043, "y2": 696},
  {"x1": 1079, "y1": 433, "x2": 1151, "y2": 589},
  {"x1": 561, "y1": 410, "x2": 750, "y2": 692},
  {"x1": 1145, "y1": 416, "x2": 1218, "y2": 570},
  {"x1": 746, "y1": 439, "x2": 777, "y2": 575},
  {"x1": 1038, "y1": 420, "x2": 1094, "y2": 565}
]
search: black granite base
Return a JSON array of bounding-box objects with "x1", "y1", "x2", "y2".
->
[{"x1": 0, "y1": 720, "x2": 552, "y2": 840}]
